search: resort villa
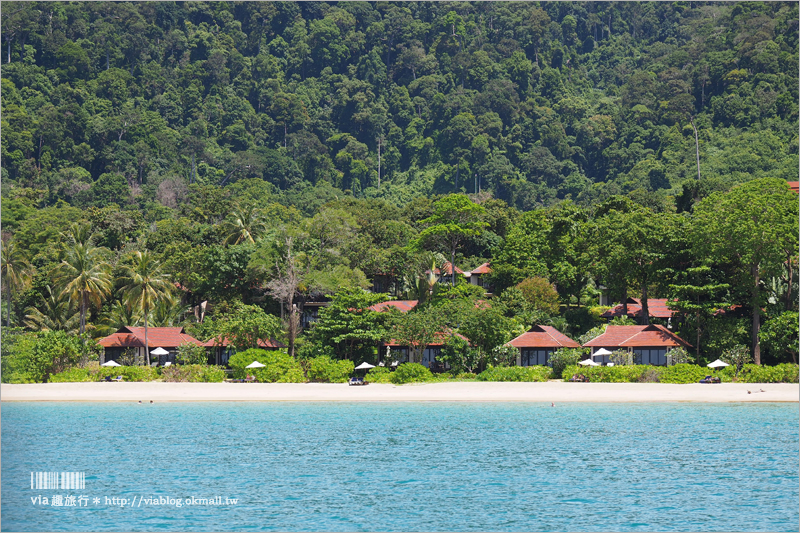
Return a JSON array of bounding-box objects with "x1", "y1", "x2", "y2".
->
[
  {"x1": 600, "y1": 297, "x2": 676, "y2": 321},
  {"x1": 583, "y1": 324, "x2": 692, "y2": 365},
  {"x1": 507, "y1": 326, "x2": 582, "y2": 366},
  {"x1": 98, "y1": 326, "x2": 204, "y2": 365}
]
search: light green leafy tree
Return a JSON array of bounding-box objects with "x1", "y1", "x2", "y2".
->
[
  {"x1": 414, "y1": 194, "x2": 488, "y2": 286},
  {"x1": 692, "y1": 178, "x2": 799, "y2": 364}
]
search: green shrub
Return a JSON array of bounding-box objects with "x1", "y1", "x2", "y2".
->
[
  {"x1": 177, "y1": 343, "x2": 209, "y2": 365},
  {"x1": 561, "y1": 363, "x2": 799, "y2": 383},
  {"x1": 390, "y1": 363, "x2": 434, "y2": 384},
  {"x1": 49, "y1": 367, "x2": 92, "y2": 383},
  {"x1": 549, "y1": 348, "x2": 584, "y2": 379},
  {"x1": 454, "y1": 372, "x2": 477, "y2": 380},
  {"x1": 561, "y1": 364, "x2": 649, "y2": 383},
  {"x1": 161, "y1": 365, "x2": 225, "y2": 382},
  {"x1": 307, "y1": 355, "x2": 354, "y2": 383},
  {"x1": 1, "y1": 330, "x2": 86, "y2": 383},
  {"x1": 95, "y1": 366, "x2": 160, "y2": 382},
  {"x1": 228, "y1": 349, "x2": 306, "y2": 383},
  {"x1": 734, "y1": 363, "x2": 799, "y2": 383},
  {"x1": 365, "y1": 366, "x2": 393, "y2": 383},
  {"x1": 476, "y1": 365, "x2": 551, "y2": 382},
  {"x1": 657, "y1": 364, "x2": 710, "y2": 384}
]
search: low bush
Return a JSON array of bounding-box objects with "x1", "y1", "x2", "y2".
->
[
  {"x1": 228, "y1": 349, "x2": 306, "y2": 383},
  {"x1": 657, "y1": 364, "x2": 710, "y2": 384},
  {"x1": 161, "y1": 365, "x2": 225, "y2": 382},
  {"x1": 732, "y1": 363, "x2": 799, "y2": 383},
  {"x1": 307, "y1": 355, "x2": 354, "y2": 383},
  {"x1": 390, "y1": 363, "x2": 434, "y2": 384},
  {"x1": 561, "y1": 364, "x2": 649, "y2": 383},
  {"x1": 561, "y1": 363, "x2": 800, "y2": 383},
  {"x1": 476, "y1": 365, "x2": 551, "y2": 382},
  {"x1": 95, "y1": 366, "x2": 160, "y2": 382},
  {"x1": 49, "y1": 367, "x2": 93, "y2": 383},
  {"x1": 549, "y1": 348, "x2": 584, "y2": 379},
  {"x1": 453, "y1": 372, "x2": 477, "y2": 380},
  {"x1": 365, "y1": 366, "x2": 393, "y2": 383}
]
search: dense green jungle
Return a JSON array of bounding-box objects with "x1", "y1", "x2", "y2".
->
[{"x1": 1, "y1": 2, "x2": 798, "y2": 381}]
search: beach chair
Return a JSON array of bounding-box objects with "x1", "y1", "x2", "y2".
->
[{"x1": 111, "y1": 375, "x2": 123, "y2": 382}]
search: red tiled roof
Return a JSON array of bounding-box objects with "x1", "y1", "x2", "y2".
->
[
  {"x1": 584, "y1": 325, "x2": 692, "y2": 349},
  {"x1": 383, "y1": 331, "x2": 467, "y2": 347},
  {"x1": 203, "y1": 336, "x2": 285, "y2": 349},
  {"x1": 369, "y1": 300, "x2": 419, "y2": 313},
  {"x1": 432, "y1": 262, "x2": 465, "y2": 275},
  {"x1": 600, "y1": 298, "x2": 676, "y2": 319},
  {"x1": 99, "y1": 327, "x2": 204, "y2": 348},
  {"x1": 788, "y1": 181, "x2": 799, "y2": 194},
  {"x1": 507, "y1": 325, "x2": 581, "y2": 349},
  {"x1": 470, "y1": 262, "x2": 492, "y2": 275},
  {"x1": 98, "y1": 333, "x2": 144, "y2": 348}
]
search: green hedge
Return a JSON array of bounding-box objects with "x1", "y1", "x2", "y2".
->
[
  {"x1": 50, "y1": 366, "x2": 161, "y2": 382},
  {"x1": 49, "y1": 367, "x2": 93, "y2": 383},
  {"x1": 95, "y1": 366, "x2": 160, "y2": 382},
  {"x1": 228, "y1": 349, "x2": 306, "y2": 383},
  {"x1": 729, "y1": 363, "x2": 799, "y2": 383},
  {"x1": 561, "y1": 363, "x2": 800, "y2": 383},
  {"x1": 365, "y1": 366, "x2": 393, "y2": 383},
  {"x1": 476, "y1": 365, "x2": 552, "y2": 382},
  {"x1": 307, "y1": 355, "x2": 354, "y2": 383},
  {"x1": 161, "y1": 365, "x2": 225, "y2": 382},
  {"x1": 390, "y1": 363, "x2": 434, "y2": 384}
]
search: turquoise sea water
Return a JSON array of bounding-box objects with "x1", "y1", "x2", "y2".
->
[{"x1": 1, "y1": 402, "x2": 798, "y2": 532}]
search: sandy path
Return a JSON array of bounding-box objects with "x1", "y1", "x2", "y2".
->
[{"x1": 2, "y1": 381, "x2": 797, "y2": 402}]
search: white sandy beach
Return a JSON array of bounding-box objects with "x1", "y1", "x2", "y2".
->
[{"x1": 2, "y1": 381, "x2": 798, "y2": 402}]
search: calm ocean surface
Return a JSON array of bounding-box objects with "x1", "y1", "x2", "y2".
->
[{"x1": 1, "y1": 402, "x2": 798, "y2": 532}]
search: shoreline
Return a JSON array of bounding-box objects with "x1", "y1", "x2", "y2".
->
[{"x1": 2, "y1": 382, "x2": 798, "y2": 402}]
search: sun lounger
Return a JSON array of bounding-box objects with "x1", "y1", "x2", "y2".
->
[{"x1": 699, "y1": 375, "x2": 721, "y2": 384}]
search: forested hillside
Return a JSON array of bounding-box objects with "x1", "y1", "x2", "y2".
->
[
  {"x1": 2, "y1": 2, "x2": 798, "y2": 205},
  {"x1": 1, "y1": 2, "x2": 798, "y2": 379}
]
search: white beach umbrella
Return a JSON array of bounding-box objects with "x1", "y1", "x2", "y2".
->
[
  {"x1": 150, "y1": 347, "x2": 169, "y2": 356},
  {"x1": 245, "y1": 361, "x2": 266, "y2": 369},
  {"x1": 354, "y1": 362, "x2": 375, "y2": 370},
  {"x1": 101, "y1": 360, "x2": 121, "y2": 367},
  {"x1": 579, "y1": 359, "x2": 600, "y2": 367},
  {"x1": 707, "y1": 359, "x2": 729, "y2": 369},
  {"x1": 593, "y1": 348, "x2": 612, "y2": 356}
]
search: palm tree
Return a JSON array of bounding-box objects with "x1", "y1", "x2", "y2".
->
[
  {"x1": 1, "y1": 239, "x2": 34, "y2": 327},
  {"x1": 24, "y1": 285, "x2": 81, "y2": 334},
  {"x1": 55, "y1": 241, "x2": 113, "y2": 337},
  {"x1": 95, "y1": 299, "x2": 142, "y2": 338},
  {"x1": 223, "y1": 205, "x2": 267, "y2": 245},
  {"x1": 150, "y1": 292, "x2": 190, "y2": 327},
  {"x1": 118, "y1": 251, "x2": 173, "y2": 366}
]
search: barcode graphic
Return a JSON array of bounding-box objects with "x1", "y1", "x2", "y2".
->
[{"x1": 30, "y1": 472, "x2": 85, "y2": 490}]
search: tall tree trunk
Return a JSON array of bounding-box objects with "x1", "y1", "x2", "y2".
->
[
  {"x1": 451, "y1": 249, "x2": 456, "y2": 286},
  {"x1": 621, "y1": 286, "x2": 628, "y2": 317},
  {"x1": 640, "y1": 283, "x2": 650, "y2": 325},
  {"x1": 752, "y1": 265, "x2": 761, "y2": 365},
  {"x1": 6, "y1": 283, "x2": 12, "y2": 328},
  {"x1": 144, "y1": 306, "x2": 151, "y2": 367},
  {"x1": 690, "y1": 116, "x2": 701, "y2": 180}
]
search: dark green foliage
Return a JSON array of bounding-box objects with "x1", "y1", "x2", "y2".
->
[
  {"x1": 227, "y1": 348, "x2": 305, "y2": 383},
  {"x1": 307, "y1": 355, "x2": 354, "y2": 383},
  {"x1": 365, "y1": 366, "x2": 393, "y2": 383},
  {"x1": 549, "y1": 348, "x2": 585, "y2": 379},
  {"x1": 161, "y1": 365, "x2": 225, "y2": 383},
  {"x1": 561, "y1": 363, "x2": 799, "y2": 383},
  {"x1": 476, "y1": 365, "x2": 551, "y2": 382},
  {"x1": 390, "y1": 362, "x2": 434, "y2": 384}
]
